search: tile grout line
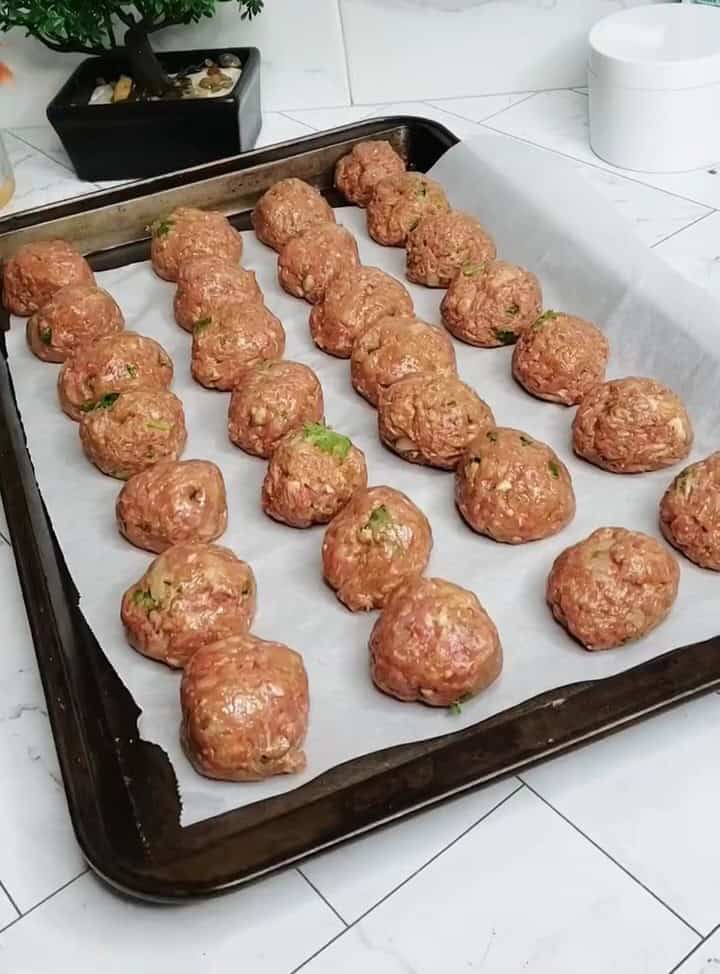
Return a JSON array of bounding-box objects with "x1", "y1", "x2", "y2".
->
[
  {"x1": 0, "y1": 527, "x2": 11, "y2": 546},
  {"x1": 422, "y1": 90, "x2": 539, "y2": 129},
  {"x1": 335, "y1": 0, "x2": 355, "y2": 105},
  {"x1": 0, "y1": 879, "x2": 21, "y2": 919},
  {"x1": 519, "y1": 779, "x2": 703, "y2": 940},
  {"x1": 479, "y1": 120, "x2": 717, "y2": 211},
  {"x1": 6, "y1": 129, "x2": 74, "y2": 177},
  {"x1": 288, "y1": 781, "x2": 525, "y2": 974},
  {"x1": 276, "y1": 111, "x2": 319, "y2": 134},
  {"x1": 0, "y1": 868, "x2": 88, "y2": 936},
  {"x1": 296, "y1": 868, "x2": 349, "y2": 927},
  {"x1": 667, "y1": 921, "x2": 720, "y2": 974},
  {"x1": 650, "y1": 208, "x2": 718, "y2": 250}
]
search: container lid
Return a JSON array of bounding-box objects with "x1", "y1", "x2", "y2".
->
[{"x1": 589, "y1": 3, "x2": 720, "y2": 90}]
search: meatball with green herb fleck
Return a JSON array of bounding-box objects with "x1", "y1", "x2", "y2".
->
[
  {"x1": 58, "y1": 331, "x2": 173, "y2": 421},
  {"x1": 334, "y1": 140, "x2": 406, "y2": 207},
  {"x1": 173, "y1": 255, "x2": 263, "y2": 333},
  {"x1": 181, "y1": 634, "x2": 308, "y2": 781},
  {"x1": 3, "y1": 240, "x2": 94, "y2": 317},
  {"x1": 322, "y1": 485, "x2": 432, "y2": 611},
  {"x1": 191, "y1": 302, "x2": 285, "y2": 390},
  {"x1": 378, "y1": 372, "x2": 495, "y2": 470},
  {"x1": 659, "y1": 451, "x2": 720, "y2": 570},
  {"x1": 512, "y1": 311, "x2": 608, "y2": 406},
  {"x1": 79, "y1": 387, "x2": 186, "y2": 479},
  {"x1": 406, "y1": 211, "x2": 496, "y2": 288},
  {"x1": 441, "y1": 259, "x2": 542, "y2": 348},
  {"x1": 27, "y1": 284, "x2": 124, "y2": 364},
  {"x1": 252, "y1": 178, "x2": 335, "y2": 252},
  {"x1": 121, "y1": 542, "x2": 256, "y2": 668},
  {"x1": 150, "y1": 207, "x2": 242, "y2": 283},
  {"x1": 370, "y1": 577, "x2": 502, "y2": 707},
  {"x1": 277, "y1": 222, "x2": 359, "y2": 304},
  {"x1": 117, "y1": 459, "x2": 227, "y2": 553},
  {"x1": 262, "y1": 423, "x2": 368, "y2": 527},
  {"x1": 456, "y1": 427, "x2": 575, "y2": 543},
  {"x1": 547, "y1": 527, "x2": 679, "y2": 651},
  {"x1": 366, "y1": 173, "x2": 450, "y2": 247},
  {"x1": 228, "y1": 360, "x2": 324, "y2": 458}
]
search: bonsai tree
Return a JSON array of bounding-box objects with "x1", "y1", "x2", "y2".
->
[{"x1": 0, "y1": 1, "x2": 265, "y2": 95}]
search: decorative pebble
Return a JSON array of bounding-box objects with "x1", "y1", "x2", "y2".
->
[{"x1": 219, "y1": 53, "x2": 242, "y2": 68}]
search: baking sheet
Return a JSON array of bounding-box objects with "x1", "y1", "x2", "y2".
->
[{"x1": 6, "y1": 131, "x2": 719, "y2": 827}]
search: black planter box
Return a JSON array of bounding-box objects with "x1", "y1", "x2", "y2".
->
[{"x1": 47, "y1": 47, "x2": 262, "y2": 181}]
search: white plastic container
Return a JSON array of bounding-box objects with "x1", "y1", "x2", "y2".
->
[{"x1": 588, "y1": 3, "x2": 720, "y2": 172}]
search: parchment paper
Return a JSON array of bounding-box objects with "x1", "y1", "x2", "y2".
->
[{"x1": 7, "y1": 131, "x2": 719, "y2": 826}]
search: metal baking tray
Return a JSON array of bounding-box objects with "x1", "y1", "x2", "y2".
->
[{"x1": 2, "y1": 117, "x2": 720, "y2": 900}]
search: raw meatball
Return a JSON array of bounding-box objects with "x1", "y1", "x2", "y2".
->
[
  {"x1": 181, "y1": 634, "x2": 308, "y2": 781},
  {"x1": 117, "y1": 459, "x2": 227, "y2": 553},
  {"x1": 2, "y1": 240, "x2": 94, "y2": 317},
  {"x1": 406, "y1": 211, "x2": 496, "y2": 288},
  {"x1": 322, "y1": 485, "x2": 432, "y2": 611},
  {"x1": 573, "y1": 377, "x2": 693, "y2": 474},
  {"x1": 27, "y1": 285, "x2": 124, "y2": 364},
  {"x1": 277, "y1": 223, "x2": 359, "y2": 304},
  {"x1": 367, "y1": 173, "x2": 450, "y2": 247},
  {"x1": 191, "y1": 302, "x2": 285, "y2": 390},
  {"x1": 262, "y1": 423, "x2": 368, "y2": 527},
  {"x1": 512, "y1": 311, "x2": 609, "y2": 406},
  {"x1": 150, "y1": 207, "x2": 242, "y2": 283},
  {"x1": 659, "y1": 451, "x2": 720, "y2": 571},
  {"x1": 121, "y1": 543, "x2": 256, "y2": 668},
  {"x1": 334, "y1": 140, "x2": 406, "y2": 207},
  {"x1": 228, "y1": 360, "x2": 324, "y2": 458},
  {"x1": 79, "y1": 388, "x2": 186, "y2": 479},
  {"x1": 173, "y1": 255, "x2": 263, "y2": 332},
  {"x1": 547, "y1": 527, "x2": 679, "y2": 651},
  {"x1": 378, "y1": 372, "x2": 495, "y2": 470},
  {"x1": 369, "y1": 577, "x2": 502, "y2": 706},
  {"x1": 456, "y1": 427, "x2": 575, "y2": 543},
  {"x1": 441, "y1": 260, "x2": 542, "y2": 347},
  {"x1": 58, "y1": 331, "x2": 173, "y2": 421},
  {"x1": 351, "y1": 315, "x2": 457, "y2": 407},
  {"x1": 309, "y1": 265, "x2": 414, "y2": 359},
  {"x1": 252, "y1": 177, "x2": 335, "y2": 252}
]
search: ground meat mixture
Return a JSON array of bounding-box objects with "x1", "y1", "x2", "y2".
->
[
  {"x1": 3, "y1": 240, "x2": 95, "y2": 317},
  {"x1": 252, "y1": 177, "x2": 335, "y2": 252},
  {"x1": 58, "y1": 331, "x2": 173, "y2": 421},
  {"x1": 191, "y1": 302, "x2": 285, "y2": 390},
  {"x1": 369, "y1": 576, "x2": 503, "y2": 706},
  {"x1": 378, "y1": 372, "x2": 495, "y2": 469},
  {"x1": 441, "y1": 259, "x2": 542, "y2": 347},
  {"x1": 180, "y1": 634, "x2": 308, "y2": 781},
  {"x1": 351, "y1": 315, "x2": 457, "y2": 407},
  {"x1": 173, "y1": 256, "x2": 263, "y2": 332},
  {"x1": 309, "y1": 265, "x2": 414, "y2": 359},
  {"x1": 512, "y1": 311, "x2": 609, "y2": 406},
  {"x1": 116, "y1": 459, "x2": 227, "y2": 553},
  {"x1": 277, "y1": 222, "x2": 359, "y2": 304},
  {"x1": 228, "y1": 360, "x2": 324, "y2": 458},
  {"x1": 547, "y1": 527, "x2": 680, "y2": 650},
  {"x1": 121, "y1": 542, "x2": 256, "y2": 668},
  {"x1": 659, "y1": 451, "x2": 720, "y2": 571},
  {"x1": 455, "y1": 427, "x2": 575, "y2": 543},
  {"x1": 150, "y1": 207, "x2": 242, "y2": 283},
  {"x1": 572, "y1": 377, "x2": 693, "y2": 473},
  {"x1": 322, "y1": 485, "x2": 433, "y2": 611},
  {"x1": 405, "y1": 211, "x2": 496, "y2": 288},
  {"x1": 334, "y1": 140, "x2": 406, "y2": 207},
  {"x1": 262, "y1": 423, "x2": 368, "y2": 527},
  {"x1": 79, "y1": 387, "x2": 186, "y2": 479},
  {"x1": 366, "y1": 173, "x2": 450, "y2": 247},
  {"x1": 27, "y1": 285, "x2": 124, "y2": 363}
]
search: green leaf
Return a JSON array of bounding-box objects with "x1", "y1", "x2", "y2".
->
[
  {"x1": 449, "y1": 701, "x2": 463, "y2": 716},
  {"x1": 548, "y1": 460, "x2": 560, "y2": 479},
  {"x1": 302, "y1": 422, "x2": 351, "y2": 460},
  {"x1": 519, "y1": 434, "x2": 533, "y2": 447},
  {"x1": 126, "y1": 363, "x2": 138, "y2": 378},
  {"x1": 486, "y1": 430, "x2": 497, "y2": 442},
  {"x1": 150, "y1": 217, "x2": 174, "y2": 238},
  {"x1": 131, "y1": 588, "x2": 159, "y2": 612},
  {"x1": 146, "y1": 420, "x2": 171, "y2": 432},
  {"x1": 674, "y1": 468, "x2": 695, "y2": 498},
  {"x1": 506, "y1": 303, "x2": 520, "y2": 316},
  {"x1": 83, "y1": 392, "x2": 120, "y2": 412},
  {"x1": 533, "y1": 310, "x2": 559, "y2": 329},
  {"x1": 39, "y1": 326, "x2": 52, "y2": 346},
  {"x1": 193, "y1": 317, "x2": 212, "y2": 334},
  {"x1": 461, "y1": 262, "x2": 484, "y2": 277},
  {"x1": 366, "y1": 504, "x2": 392, "y2": 536},
  {"x1": 494, "y1": 329, "x2": 517, "y2": 345}
]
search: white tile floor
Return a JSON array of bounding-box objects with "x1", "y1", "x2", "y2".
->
[{"x1": 3, "y1": 7, "x2": 720, "y2": 971}]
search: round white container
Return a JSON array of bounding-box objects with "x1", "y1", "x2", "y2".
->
[{"x1": 588, "y1": 3, "x2": 720, "y2": 172}]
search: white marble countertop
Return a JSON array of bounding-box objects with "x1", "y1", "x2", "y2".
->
[{"x1": 3, "y1": 3, "x2": 720, "y2": 972}]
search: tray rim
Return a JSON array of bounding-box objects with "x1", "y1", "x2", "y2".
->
[{"x1": 2, "y1": 115, "x2": 720, "y2": 901}]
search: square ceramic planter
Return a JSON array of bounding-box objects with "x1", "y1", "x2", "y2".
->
[{"x1": 47, "y1": 47, "x2": 262, "y2": 181}]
